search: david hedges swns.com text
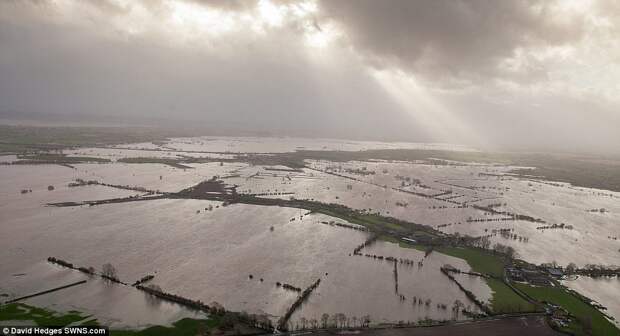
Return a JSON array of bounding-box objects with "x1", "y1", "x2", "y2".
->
[{"x1": 2, "y1": 327, "x2": 108, "y2": 336}]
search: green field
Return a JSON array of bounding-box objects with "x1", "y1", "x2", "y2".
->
[
  {"x1": 380, "y1": 234, "x2": 427, "y2": 252},
  {"x1": 433, "y1": 246, "x2": 536, "y2": 313},
  {"x1": 0, "y1": 125, "x2": 178, "y2": 154},
  {"x1": 515, "y1": 284, "x2": 620, "y2": 336},
  {"x1": 485, "y1": 278, "x2": 536, "y2": 313},
  {"x1": 435, "y1": 246, "x2": 505, "y2": 277},
  {"x1": 0, "y1": 303, "x2": 252, "y2": 336},
  {"x1": 0, "y1": 303, "x2": 98, "y2": 326},
  {"x1": 111, "y1": 318, "x2": 218, "y2": 336},
  {"x1": 242, "y1": 196, "x2": 440, "y2": 240}
]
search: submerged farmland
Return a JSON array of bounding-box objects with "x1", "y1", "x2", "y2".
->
[{"x1": 1, "y1": 135, "x2": 619, "y2": 334}]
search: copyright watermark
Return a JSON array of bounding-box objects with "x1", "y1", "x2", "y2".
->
[{"x1": 1, "y1": 327, "x2": 108, "y2": 335}]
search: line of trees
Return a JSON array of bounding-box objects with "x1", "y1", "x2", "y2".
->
[
  {"x1": 358, "y1": 253, "x2": 419, "y2": 266},
  {"x1": 277, "y1": 278, "x2": 321, "y2": 331},
  {"x1": 132, "y1": 274, "x2": 155, "y2": 286},
  {"x1": 315, "y1": 313, "x2": 371, "y2": 329},
  {"x1": 47, "y1": 257, "x2": 126, "y2": 285},
  {"x1": 440, "y1": 265, "x2": 491, "y2": 316},
  {"x1": 137, "y1": 284, "x2": 274, "y2": 331},
  {"x1": 568, "y1": 263, "x2": 620, "y2": 277},
  {"x1": 276, "y1": 282, "x2": 302, "y2": 292},
  {"x1": 320, "y1": 220, "x2": 368, "y2": 232},
  {"x1": 353, "y1": 234, "x2": 378, "y2": 255}
]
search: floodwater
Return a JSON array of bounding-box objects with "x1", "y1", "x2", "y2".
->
[
  {"x1": 301, "y1": 160, "x2": 620, "y2": 267},
  {"x1": 0, "y1": 194, "x2": 486, "y2": 326},
  {"x1": 289, "y1": 240, "x2": 491, "y2": 327},
  {"x1": 1, "y1": 262, "x2": 204, "y2": 329},
  {"x1": 0, "y1": 154, "x2": 17, "y2": 163},
  {"x1": 160, "y1": 136, "x2": 477, "y2": 154},
  {"x1": 0, "y1": 165, "x2": 489, "y2": 327},
  {"x1": 563, "y1": 276, "x2": 620, "y2": 326},
  {"x1": 2, "y1": 136, "x2": 618, "y2": 327}
]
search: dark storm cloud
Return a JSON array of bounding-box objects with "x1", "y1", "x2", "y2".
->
[{"x1": 317, "y1": 0, "x2": 585, "y2": 82}]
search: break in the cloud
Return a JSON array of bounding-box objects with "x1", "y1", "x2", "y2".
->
[{"x1": 0, "y1": 0, "x2": 619, "y2": 153}]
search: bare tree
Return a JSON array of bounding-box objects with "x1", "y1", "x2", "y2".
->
[
  {"x1": 330, "y1": 314, "x2": 339, "y2": 328},
  {"x1": 299, "y1": 317, "x2": 307, "y2": 330},
  {"x1": 452, "y1": 299, "x2": 464, "y2": 320},
  {"x1": 321, "y1": 313, "x2": 329, "y2": 329},
  {"x1": 337, "y1": 313, "x2": 347, "y2": 328},
  {"x1": 102, "y1": 263, "x2": 118, "y2": 280},
  {"x1": 480, "y1": 236, "x2": 491, "y2": 249},
  {"x1": 361, "y1": 315, "x2": 371, "y2": 328}
]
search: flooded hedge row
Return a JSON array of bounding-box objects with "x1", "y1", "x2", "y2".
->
[
  {"x1": 440, "y1": 266, "x2": 491, "y2": 315},
  {"x1": 136, "y1": 284, "x2": 274, "y2": 331},
  {"x1": 357, "y1": 253, "x2": 422, "y2": 267},
  {"x1": 47, "y1": 257, "x2": 127, "y2": 285},
  {"x1": 320, "y1": 220, "x2": 368, "y2": 232},
  {"x1": 277, "y1": 278, "x2": 321, "y2": 331},
  {"x1": 352, "y1": 234, "x2": 378, "y2": 255}
]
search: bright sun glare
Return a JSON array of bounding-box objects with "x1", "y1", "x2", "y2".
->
[
  {"x1": 166, "y1": 0, "x2": 331, "y2": 48},
  {"x1": 51, "y1": 0, "x2": 336, "y2": 49}
]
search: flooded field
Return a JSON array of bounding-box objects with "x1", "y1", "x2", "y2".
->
[
  {"x1": 563, "y1": 276, "x2": 620, "y2": 326},
  {"x1": 290, "y1": 240, "x2": 491, "y2": 326},
  {"x1": 0, "y1": 193, "x2": 486, "y2": 327},
  {"x1": 301, "y1": 160, "x2": 620, "y2": 267},
  {"x1": 1, "y1": 136, "x2": 619, "y2": 330},
  {"x1": 1, "y1": 262, "x2": 204, "y2": 329},
  {"x1": 140, "y1": 137, "x2": 477, "y2": 154}
]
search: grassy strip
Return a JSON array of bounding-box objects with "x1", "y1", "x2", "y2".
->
[
  {"x1": 427, "y1": 246, "x2": 535, "y2": 313},
  {"x1": 13, "y1": 153, "x2": 110, "y2": 164},
  {"x1": 0, "y1": 303, "x2": 97, "y2": 326},
  {"x1": 231, "y1": 195, "x2": 439, "y2": 241},
  {"x1": 361, "y1": 235, "x2": 536, "y2": 316},
  {"x1": 316, "y1": 209, "x2": 396, "y2": 233},
  {"x1": 378, "y1": 234, "x2": 427, "y2": 252},
  {"x1": 485, "y1": 278, "x2": 536, "y2": 313},
  {"x1": 514, "y1": 284, "x2": 620, "y2": 336},
  {"x1": 111, "y1": 318, "x2": 218, "y2": 336},
  {"x1": 435, "y1": 246, "x2": 504, "y2": 277},
  {"x1": 308, "y1": 209, "x2": 437, "y2": 241},
  {"x1": 0, "y1": 303, "x2": 237, "y2": 336},
  {"x1": 117, "y1": 157, "x2": 192, "y2": 169}
]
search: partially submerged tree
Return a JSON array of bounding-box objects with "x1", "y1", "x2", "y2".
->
[{"x1": 102, "y1": 263, "x2": 118, "y2": 280}]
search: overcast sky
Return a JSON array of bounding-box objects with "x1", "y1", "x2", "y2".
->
[{"x1": 1, "y1": 0, "x2": 619, "y2": 153}]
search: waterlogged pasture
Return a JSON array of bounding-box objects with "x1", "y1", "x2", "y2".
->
[
  {"x1": 0, "y1": 194, "x2": 485, "y2": 326},
  {"x1": 162, "y1": 137, "x2": 476, "y2": 154},
  {"x1": 0, "y1": 262, "x2": 204, "y2": 329},
  {"x1": 289, "y1": 240, "x2": 491, "y2": 326},
  {"x1": 302, "y1": 160, "x2": 620, "y2": 267},
  {"x1": 563, "y1": 276, "x2": 620, "y2": 327},
  {"x1": 2, "y1": 136, "x2": 619, "y2": 328},
  {"x1": 71, "y1": 162, "x2": 244, "y2": 193}
]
